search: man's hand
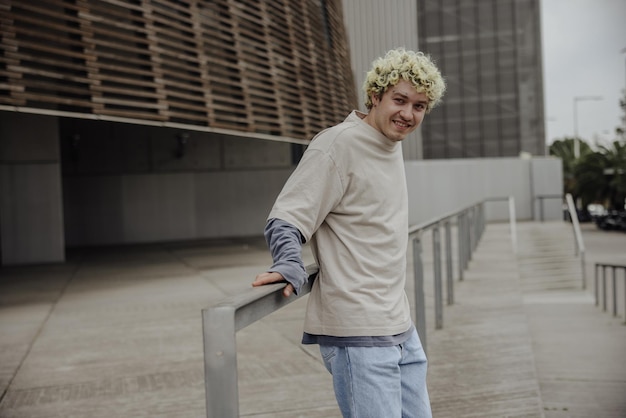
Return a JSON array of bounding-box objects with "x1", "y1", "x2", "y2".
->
[{"x1": 252, "y1": 272, "x2": 295, "y2": 297}]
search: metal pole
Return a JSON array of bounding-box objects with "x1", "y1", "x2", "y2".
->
[
  {"x1": 602, "y1": 266, "x2": 606, "y2": 312},
  {"x1": 433, "y1": 225, "x2": 443, "y2": 329},
  {"x1": 445, "y1": 220, "x2": 454, "y2": 305},
  {"x1": 476, "y1": 204, "x2": 481, "y2": 248},
  {"x1": 468, "y1": 208, "x2": 475, "y2": 254},
  {"x1": 479, "y1": 202, "x2": 486, "y2": 239},
  {"x1": 624, "y1": 267, "x2": 626, "y2": 323},
  {"x1": 574, "y1": 99, "x2": 580, "y2": 158},
  {"x1": 595, "y1": 263, "x2": 599, "y2": 306},
  {"x1": 612, "y1": 266, "x2": 618, "y2": 317},
  {"x1": 457, "y1": 214, "x2": 464, "y2": 281},
  {"x1": 202, "y1": 307, "x2": 239, "y2": 418},
  {"x1": 509, "y1": 197, "x2": 517, "y2": 254},
  {"x1": 472, "y1": 205, "x2": 479, "y2": 251},
  {"x1": 465, "y1": 209, "x2": 472, "y2": 266},
  {"x1": 412, "y1": 236, "x2": 427, "y2": 353}
]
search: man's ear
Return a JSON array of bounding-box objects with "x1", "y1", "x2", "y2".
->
[{"x1": 371, "y1": 93, "x2": 381, "y2": 107}]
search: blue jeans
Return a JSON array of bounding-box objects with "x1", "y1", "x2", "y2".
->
[{"x1": 319, "y1": 328, "x2": 432, "y2": 418}]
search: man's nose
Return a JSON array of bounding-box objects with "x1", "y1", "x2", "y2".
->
[{"x1": 399, "y1": 104, "x2": 413, "y2": 119}]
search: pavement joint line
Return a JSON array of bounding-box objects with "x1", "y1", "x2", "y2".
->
[{"x1": 0, "y1": 257, "x2": 84, "y2": 407}]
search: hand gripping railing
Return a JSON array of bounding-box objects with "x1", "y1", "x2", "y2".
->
[
  {"x1": 202, "y1": 196, "x2": 516, "y2": 417},
  {"x1": 202, "y1": 264, "x2": 318, "y2": 418}
]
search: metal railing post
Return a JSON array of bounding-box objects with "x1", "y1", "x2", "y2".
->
[
  {"x1": 433, "y1": 224, "x2": 443, "y2": 329},
  {"x1": 612, "y1": 266, "x2": 618, "y2": 317},
  {"x1": 602, "y1": 266, "x2": 606, "y2": 312},
  {"x1": 622, "y1": 266, "x2": 626, "y2": 323},
  {"x1": 445, "y1": 220, "x2": 454, "y2": 305},
  {"x1": 457, "y1": 213, "x2": 465, "y2": 281},
  {"x1": 202, "y1": 266, "x2": 317, "y2": 417},
  {"x1": 508, "y1": 196, "x2": 517, "y2": 254},
  {"x1": 479, "y1": 202, "x2": 486, "y2": 240},
  {"x1": 473, "y1": 204, "x2": 480, "y2": 250},
  {"x1": 595, "y1": 263, "x2": 599, "y2": 306},
  {"x1": 464, "y1": 210, "x2": 471, "y2": 268},
  {"x1": 203, "y1": 307, "x2": 239, "y2": 418},
  {"x1": 593, "y1": 263, "x2": 626, "y2": 322},
  {"x1": 565, "y1": 193, "x2": 586, "y2": 289},
  {"x1": 467, "y1": 206, "x2": 474, "y2": 261},
  {"x1": 412, "y1": 235, "x2": 427, "y2": 353}
]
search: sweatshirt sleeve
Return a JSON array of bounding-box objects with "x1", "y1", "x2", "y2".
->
[
  {"x1": 264, "y1": 218, "x2": 308, "y2": 295},
  {"x1": 268, "y1": 149, "x2": 345, "y2": 242}
]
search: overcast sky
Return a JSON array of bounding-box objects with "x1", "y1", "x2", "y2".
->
[{"x1": 541, "y1": 0, "x2": 626, "y2": 147}]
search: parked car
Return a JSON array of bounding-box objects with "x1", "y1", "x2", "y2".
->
[{"x1": 595, "y1": 210, "x2": 626, "y2": 231}]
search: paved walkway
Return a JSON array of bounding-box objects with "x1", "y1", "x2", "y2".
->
[
  {"x1": 0, "y1": 222, "x2": 624, "y2": 417},
  {"x1": 520, "y1": 223, "x2": 626, "y2": 418}
]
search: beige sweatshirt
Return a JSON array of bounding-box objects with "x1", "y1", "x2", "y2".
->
[{"x1": 269, "y1": 111, "x2": 411, "y2": 337}]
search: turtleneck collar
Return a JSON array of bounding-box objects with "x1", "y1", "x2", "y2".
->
[{"x1": 347, "y1": 110, "x2": 401, "y2": 152}]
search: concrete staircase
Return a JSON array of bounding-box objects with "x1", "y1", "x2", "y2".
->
[{"x1": 516, "y1": 222, "x2": 583, "y2": 294}]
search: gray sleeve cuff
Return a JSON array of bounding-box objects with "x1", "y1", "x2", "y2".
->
[{"x1": 265, "y1": 218, "x2": 308, "y2": 295}]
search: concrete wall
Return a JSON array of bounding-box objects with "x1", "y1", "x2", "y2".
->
[
  {"x1": 0, "y1": 112, "x2": 563, "y2": 264},
  {"x1": 405, "y1": 156, "x2": 563, "y2": 225},
  {"x1": 0, "y1": 112, "x2": 65, "y2": 264},
  {"x1": 58, "y1": 117, "x2": 295, "y2": 247},
  {"x1": 63, "y1": 169, "x2": 292, "y2": 246}
]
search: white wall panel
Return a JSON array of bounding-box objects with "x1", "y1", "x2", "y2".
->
[
  {"x1": 405, "y1": 157, "x2": 562, "y2": 224},
  {"x1": 61, "y1": 157, "x2": 561, "y2": 247}
]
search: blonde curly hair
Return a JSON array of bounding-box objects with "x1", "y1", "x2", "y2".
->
[{"x1": 363, "y1": 48, "x2": 446, "y2": 112}]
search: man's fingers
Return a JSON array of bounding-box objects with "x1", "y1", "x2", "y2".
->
[
  {"x1": 253, "y1": 272, "x2": 293, "y2": 298},
  {"x1": 252, "y1": 271, "x2": 284, "y2": 286},
  {"x1": 282, "y1": 283, "x2": 295, "y2": 297}
]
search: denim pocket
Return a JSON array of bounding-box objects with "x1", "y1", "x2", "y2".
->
[{"x1": 319, "y1": 345, "x2": 337, "y2": 373}]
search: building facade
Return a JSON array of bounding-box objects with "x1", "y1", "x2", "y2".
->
[
  {"x1": 341, "y1": 0, "x2": 424, "y2": 159},
  {"x1": 0, "y1": 0, "x2": 356, "y2": 265},
  {"x1": 416, "y1": 0, "x2": 546, "y2": 159},
  {"x1": 0, "y1": 0, "x2": 356, "y2": 140}
]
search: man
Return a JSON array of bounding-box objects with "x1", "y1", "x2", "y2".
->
[{"x1": 253, "y1": 47, "x2": 445, "y2": 418}]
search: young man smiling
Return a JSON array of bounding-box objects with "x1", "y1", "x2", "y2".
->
[{"x1": 253, "y1": 48, "x2": 445, "y2": 418}]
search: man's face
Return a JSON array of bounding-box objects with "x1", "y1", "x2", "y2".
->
[{"x1": 365, "y1": 79, "x2": 429, "y2": 142}]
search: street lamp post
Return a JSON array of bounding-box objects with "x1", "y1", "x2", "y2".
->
[
  {"x1": 621, "y1": 47, "x2": 626, "y2": 89},
  {"x1": 573, "y1": 96, "x2": 603, "y2": 158}
]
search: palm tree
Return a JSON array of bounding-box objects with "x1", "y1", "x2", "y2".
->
[
  {"x1": 598, "y1": 140, "x2": 626, "y2": 209},
  {"x1": 574, "y1": 140, "x2": 626, "y2": 210},
  {"x1": 549, "y1": 137, "x2": 592, "y2": 200},
  {"x1": 552, "y1": 90, "x2": 626, "y2": 211}
]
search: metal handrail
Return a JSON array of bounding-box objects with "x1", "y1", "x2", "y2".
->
[
  {"x1": 565, "y1": 193, "x2": 587, "y2": 288},
  {"x1": 534, "y1": 193, "x2": 563, "y2": 221},
  {"x1": 202, "y1": 264, "x2": 318, "y2": 418},
  {"x1": 202, "y1": 196, "x2": 516, "y2": 417},
  {"x1": 594, "y1": 263, "x2": 626, "y2": 322},
  {"x1": 409, "y1": 196, "x2": 517, "y2": 351}
]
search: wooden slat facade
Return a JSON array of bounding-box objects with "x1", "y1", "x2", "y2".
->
[{"x1": 0, "y1": 0, "x2": 357, "y2": 140}]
